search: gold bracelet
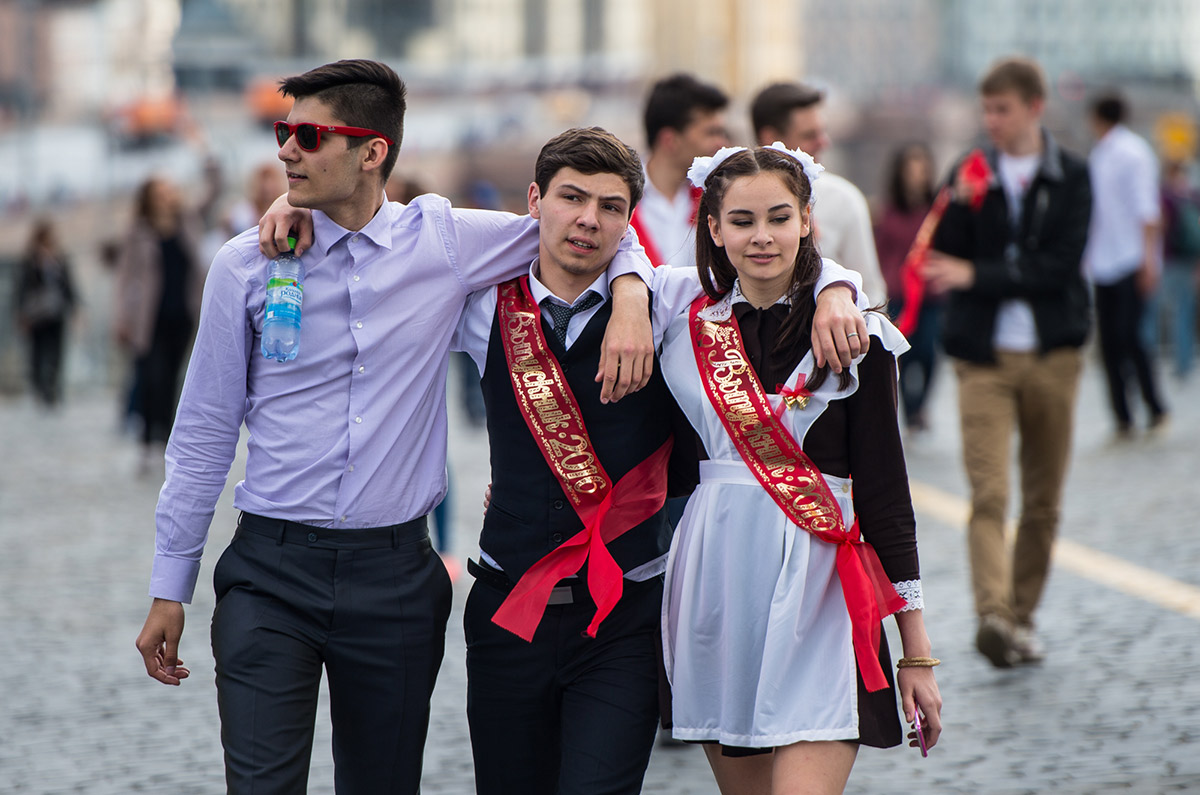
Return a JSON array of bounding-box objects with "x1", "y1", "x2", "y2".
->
[{"x1": 897, "y1": 656, "x2": 941, "y2": 669}]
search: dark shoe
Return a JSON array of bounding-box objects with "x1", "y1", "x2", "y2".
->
[{"x1": 976, "y1": 615, "x2": 1020, "y2": 668}]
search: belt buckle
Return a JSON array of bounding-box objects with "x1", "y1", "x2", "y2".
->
[{"x1": 547, "y1": 585, "x2": 574, "y2": 605}]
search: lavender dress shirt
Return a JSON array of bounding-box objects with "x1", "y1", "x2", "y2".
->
[{"x1": 150, "y1": 195, "x2": 649, "y2": 603}]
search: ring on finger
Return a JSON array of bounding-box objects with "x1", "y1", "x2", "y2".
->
[{"x1": 847, "y1": 331, "x2": 860, "y2": 338}]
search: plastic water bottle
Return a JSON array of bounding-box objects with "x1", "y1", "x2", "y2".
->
[{"x1": 261, "y1": 236, "x2": 305, "y2": 362}]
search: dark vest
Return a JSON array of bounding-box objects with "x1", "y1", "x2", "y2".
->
[{"x1": 480, "y1": 297, "x2": 674, "y2": 580}]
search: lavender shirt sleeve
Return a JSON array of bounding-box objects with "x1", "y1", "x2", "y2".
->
[{"x1": 151, "y1": 242, "x2": 256, "y2": 603}]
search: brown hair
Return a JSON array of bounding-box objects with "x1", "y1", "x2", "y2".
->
[
  {"x1": 750, "y1": 82, "x2": 824, "y2": 141},
  {"x1": 979, "y1": 57, "x2": 1047, "y2": 104},
  {"x1": 643, "y1": 73, "x2": 729, "y2": 150},
  {"x1": 534, "y1": 127, "x2": 645, "y2": 215},
  {"x1": 279, "y1": 59, "x2": 406, "y2": 182},
  {"x1": 695, "y1": 147, "x2": 848, "y2": 390}
]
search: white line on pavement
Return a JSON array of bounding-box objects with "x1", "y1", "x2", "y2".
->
[{"x1": 909, "y1": 480, "x2": 1200, "y2": 621}]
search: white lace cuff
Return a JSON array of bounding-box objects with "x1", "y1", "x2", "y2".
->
[{"x1": 893, "y1": 579, "x2": 923, "y2": 612}]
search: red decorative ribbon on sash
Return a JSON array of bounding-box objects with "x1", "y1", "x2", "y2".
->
[
  {"x1": 895, "y1": 149, "x2": 993, "y2": 337},
  {"x1": 491, "y1": 277, "x2": 672, "y2": 641},
  {"x1": 689, "y1": 295, "x2": 906, "y2": 692}
]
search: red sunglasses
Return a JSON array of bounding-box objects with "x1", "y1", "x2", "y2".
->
[{"x1": 274, "y1": 121, "x2": 395, "y2": 152}]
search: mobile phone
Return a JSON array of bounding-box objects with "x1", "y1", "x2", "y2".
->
[{"x1": 913, "y1": 710, "x2": 928, "y2": 757}]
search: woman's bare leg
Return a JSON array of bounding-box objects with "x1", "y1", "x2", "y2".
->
[
  {"x1": 772, "y1": 740, "x2": 857, "y2": 795},
  {"x1": 703, "y1": 744, "x2": 774, "y2": 795}
]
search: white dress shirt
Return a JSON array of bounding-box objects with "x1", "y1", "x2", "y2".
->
[
  {"x1": 1085, "y1": 124, "x2": 1161, "y2": 285},
  {"x1": 812, "y1": 172, "x2": 887, "y2": 303},
  {"x1": 631, "y1": 174, "x2": 698, "y2": 267}
]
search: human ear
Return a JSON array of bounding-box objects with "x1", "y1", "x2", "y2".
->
[
  {"x1": 527, "y1": 182, "x2": 541, "y2": 219},
  {"x1": 799, "y1": 205, "x2": 812, "y2": 238},
  {"x1": 707, "y1": 213, "x2": 723, "y2": 247},
  {"x1": 360, "y1": 139, "x2": 389, "y2": 174}
]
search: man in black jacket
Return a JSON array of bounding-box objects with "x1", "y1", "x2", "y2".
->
[{"x1": 925, "y1": 56, "x2": 1092, "y2": 669}]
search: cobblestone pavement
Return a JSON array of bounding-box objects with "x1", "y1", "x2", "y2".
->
[{"x1": 2, "y1": 353, "x2": 1199, "y2": 794}]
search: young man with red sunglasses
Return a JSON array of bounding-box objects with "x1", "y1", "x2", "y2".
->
[{"x1": 132, "y1": 59, "x2": 661, "y2": 794}]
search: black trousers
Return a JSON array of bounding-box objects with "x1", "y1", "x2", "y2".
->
[
  {"x1": 464, "y1": 573, "x2": 662, "y2": 795},
  {"x1": 27, "y1": 321, "x2": 65, "y2": 405},
  {"x1": 138, "y1": 317, "x2": 193, "y2": 445},
  {"x1": 211, "y1": 513, "x2": 452, "y2": 794},
  {"x1": 1095, "y1": 273, "x2": 1166, "y2": 426}
]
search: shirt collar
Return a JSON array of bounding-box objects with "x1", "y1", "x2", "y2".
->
[
  {"x1": 528, "y1": 258, "x2": 611, "y2": 308},
  {"x1": 729, "y1": 278, "x2": 790, "y2": 307},
  {"x1": 309, "y1": 193, "x2": 396, "y2": 259},
  {"x1": 984, "y1": 127, "x2": 1065, "y2": 186}
]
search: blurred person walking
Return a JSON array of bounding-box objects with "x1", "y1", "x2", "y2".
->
[
  {"x1": 113, "y1": 176, "x2": 204, "y2": 470},
  {"x1": 874, "y1": 144, "x2": 943, "y2": 433},
  {"x1": 1151, "y1": 159, "x2": 1200, "y2": 379},
  {"x1": 751, "y1": 82, "x2": 888, "y2": 304},
  {"x1": 14, "y1": 219, "x2": 77, "y2": 407},
  {"x1": 1085, "y1": 93, "x2": 1168, "y2": 436},
  {"x1": 631, "y1": 73, "x2": 730, "y2": 267},
  {"x1": 925, "y1": 57, "x2": 1092, "y2": 668}
]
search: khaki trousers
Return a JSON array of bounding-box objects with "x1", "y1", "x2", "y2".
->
[{"x1": 955, "y1": 349, "x2": 1082, "y2": 626}]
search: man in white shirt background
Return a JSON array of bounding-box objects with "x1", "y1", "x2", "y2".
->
[
  {"x1": 631, "y1": 73, "x2": 730, "y2": 268},
  {"x1": 1085, "y1": 92, "x2": 1169, "y2": 436},
  {"x1": 750, "y1": 81, "x2": 888, "y2": 304}
]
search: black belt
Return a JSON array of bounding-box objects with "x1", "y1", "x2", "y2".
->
[
  {"x1": 467, "y1": 558, "x2": 659, "y2": 606},
  {"x1": 237, "y1": 511, "x2": 428, "y2": 550}
]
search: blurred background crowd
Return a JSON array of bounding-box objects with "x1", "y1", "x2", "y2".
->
[{"x1": 1, "y1": 0, "x2": 1199, "y2": 407}]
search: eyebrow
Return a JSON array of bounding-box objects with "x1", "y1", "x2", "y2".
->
[
  {"x1": 559, "y1": 183, "x2": 629, "y2": 207},
  {"x1": 725, "y1": 203, "x2": 795, "y2": 215}
]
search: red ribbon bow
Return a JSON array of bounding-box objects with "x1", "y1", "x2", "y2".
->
[
  {"x1": 490, "y1": 438, "x2": 673, "y2": 641},
  {"x1": 774, "y1": 375, "x2": 812, "y2": 418}
]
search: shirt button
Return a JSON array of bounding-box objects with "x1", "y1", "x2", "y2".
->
[
  {"x1": 551, "y1": 533, "x2": 563, "y2": 544},
  {"x1": 347, "y1": 464, "x2": 355, "y2": 472},
  {"x1": 842, "y1": 483, "x2": 850, "y2": 493},
  {"x1": 307, "y1": 532, "x2": 318, "y2": 542},
  {"x1": 355, "y1": 416, "x2": 363, "y2": 424},
  {"x1": 351, "y1": 235, "x2": 360, "y2": 243},
  {"x1": 358, "y1": 365, "x2": 366, "y2": 373},
  {"x1": 340, "y1": 515, "x2": 348, "y2": 522},
  {"x1": 356, "y1": 321, "x2": 363, "y2": 329},
  {"x1": 353, "y1": 274, "x2": 360, "y2": 282},
  {"x1": 553, "y1": 499, "x2": 564, "y2": 510}
]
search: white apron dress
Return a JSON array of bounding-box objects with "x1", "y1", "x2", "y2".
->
[{"x1": 659, "y1": 290, "x2": 909, "y2": 748}]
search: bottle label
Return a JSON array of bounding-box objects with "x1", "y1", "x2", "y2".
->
[
  {"x1": 268, "y1": 278, "x2": 303, "y2": 302},
  {"x1": 278, "y1": 284, "x2": 303, "y2": 306}
]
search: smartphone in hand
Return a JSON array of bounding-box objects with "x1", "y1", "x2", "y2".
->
[{"x1": 912, "y1": 711, "x2": 928, "y2": 757}]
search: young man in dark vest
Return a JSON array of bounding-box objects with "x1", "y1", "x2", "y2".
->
[{"x1": 451, "y1": 127, "x2": 867, "y2": 793}]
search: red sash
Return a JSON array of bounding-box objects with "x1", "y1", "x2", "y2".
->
[
  {"x1": 491, "y1": 277, "x2": 672, "y2": 641},
  {"x1": 689, "y1": 295, "x2": 906, "y2": 691}
]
